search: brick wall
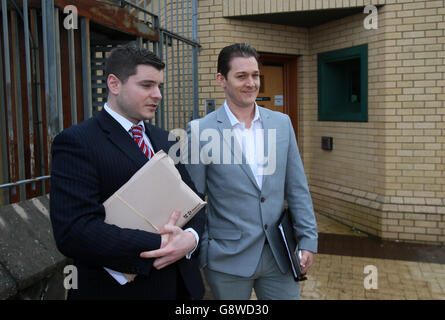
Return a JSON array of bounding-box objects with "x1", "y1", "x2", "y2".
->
[
  {"x1": 381, "y1": 0, "x2": 444, "y2": 243},
  {"x1": 197, "y1": 0, "x2": 308, "y2": 111},
  {"x1": 308, "y1": 0, "x2": 445, "y2": 244},
  {"x1": 196, "y1": 0, "x2": 445, "y2": 244}
]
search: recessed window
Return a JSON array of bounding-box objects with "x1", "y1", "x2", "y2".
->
[{"x1": 318, "y1": 44, "x2": 368, "y2": 122}]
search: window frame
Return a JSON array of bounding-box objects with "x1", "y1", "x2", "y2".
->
[{"x1": 317, "y1": 44, "x2": 368, "y2": 122}]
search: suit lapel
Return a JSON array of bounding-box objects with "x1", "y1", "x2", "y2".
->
[
  {"x1": 216, "y1": 106, "x2": 260, "y2": 191},
  {"x1": 96, "y1": 110, "x2": 148, "y2": 168},
  {"x1": 258, "y1": 107, "x2": 271, "y2": 189}
]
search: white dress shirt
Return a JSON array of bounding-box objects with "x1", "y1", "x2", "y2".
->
[{"x1": 224, "y1": 102, "x2": 265, "y2": 189}]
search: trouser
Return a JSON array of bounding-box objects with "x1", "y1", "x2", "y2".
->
[{"x1": 204, "y1": 243, "x2": 300, "y2": 300}]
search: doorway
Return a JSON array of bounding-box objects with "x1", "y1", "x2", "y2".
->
[
  {"x1": 257, "y1": 64, "x2": 284, "y2": 113},
  {"x1": 258, "y1": 53, "x2": 299, "y2": 140}
]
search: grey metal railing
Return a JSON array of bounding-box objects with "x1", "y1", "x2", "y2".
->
[
  {"x1": 0, "y1": 0, "x2": 200, "y2": 205},
  {"x1": 117, "y1": 0, "x2": 200, "y2": 130}
]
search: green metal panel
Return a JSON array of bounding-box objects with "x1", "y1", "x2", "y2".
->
[{"x1": 318, "y1": 44, "x2": 368, "y2": 122}]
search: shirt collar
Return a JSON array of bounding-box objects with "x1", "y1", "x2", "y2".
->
[
  {"x1": 104, "y1": 103, "x2": 146, "y2": 133},
  {"x1": 223, "y1": 101, "x2": 261, "y2": 129}
]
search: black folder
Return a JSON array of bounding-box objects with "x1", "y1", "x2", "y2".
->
[{"x1": 277, "y1": 209, "x2": 307, "y2": 282}]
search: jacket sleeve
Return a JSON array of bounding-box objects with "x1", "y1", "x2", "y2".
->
[
  {"x1": 170, "y1": 124, "x2": 206, "y2": 249},
  {"x1": 182, "y1": 120, "x2": 208, "y2": 260},
  {"x1": 284, "y1": 115, "x2": 318, "y2": 253},
  {"x1": 176, "y1": 160, "x2": 206, "y2": 240},
  {"x1": 50, "y1": 129, "x2": 161, "y2": 276},
  {"x1": 183, "y1": 120, "x2": 208, "y2": 196}
]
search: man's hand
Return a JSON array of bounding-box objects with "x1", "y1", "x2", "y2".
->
[
  {"x1": 139, "y1": 210, "x2": 197, "y2": 270},
  {"x1": 300, "y1": 250, "x2": 314, "y2": 274}
]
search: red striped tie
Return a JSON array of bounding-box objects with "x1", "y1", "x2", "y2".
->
[{"x1": 130, "y1": 125, "x2": 154, "y2": 159}]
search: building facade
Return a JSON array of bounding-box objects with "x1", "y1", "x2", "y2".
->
[
  {"x1": 1, "y1": 0, "x2": 444, "y2": 245},
  {"x1": 195, "y1": 0, "x2": 445, "y2": 245}
]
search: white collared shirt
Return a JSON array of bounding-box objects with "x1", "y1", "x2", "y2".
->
[{"x1": 224, "y1": 101, "x2": 264, "y2": 190}]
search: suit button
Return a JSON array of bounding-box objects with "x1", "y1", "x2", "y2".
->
[
  {"x1": 264, "y1": 224, "x2": 268, "y2": 230},
  {"x1": 260, "y1": 197, "x2": 265, "y2": 203}
]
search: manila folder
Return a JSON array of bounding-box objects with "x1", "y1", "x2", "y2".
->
[{"x1": 104, "y1": 150, "x2": 206, "y2": 233}]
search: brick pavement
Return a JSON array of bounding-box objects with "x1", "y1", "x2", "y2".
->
[{"x1": 202, "y1": 213, "x2": 445, "y2": 300}]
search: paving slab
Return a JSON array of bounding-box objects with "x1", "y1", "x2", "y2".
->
[{"x1": 0, "y1": 196, "x2": 67, "y2": 291}]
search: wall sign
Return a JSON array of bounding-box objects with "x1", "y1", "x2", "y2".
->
[
  {"x1": 274, "y1": 95, "x2": 283, "y2": 106},
  {"x1": 256, "y1": 97, "x2": 271, "y2": 101}
]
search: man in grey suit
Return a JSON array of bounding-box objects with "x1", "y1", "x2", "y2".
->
[{"x1": 184, "y1": 43, "x2": 318, "y2": 300}]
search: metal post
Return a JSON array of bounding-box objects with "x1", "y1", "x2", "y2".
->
[
  {"x1": 176, "y1": 39, "x2": 180, "y2": 128},
  {"x1": 187, "y1": 0, "x2": 190, "y2": 39},
  {"x1": 182, "y1": 41, "x2": 185, "y2": 128},
  {"x1": 42, "y1": 0, "x2": 59, "y2": 142},
  {"x1": 2, "y1": 0, "x2": 15, "y2": 201},
  {"x1": 23, "y1": 0, "x2": 36, "y2": 192},
  {"x1": 54, "y1": 7, "x2": 63, "y2": 131},
  {"x1": 137, "y1": 36, "x2": 143, "y2": 47},
  {"x1": 31, "y1": 8, "x2": 46, "y2": 194},
  {"x1": 81, "y1": 17, "x2": 92, "y2": 119},
  {"x1": 187, "y1": 45, "x2": 191, "y2": 123},
  {"x1": 192, "y1": 0, "x2": 199, "y2": 119},
  {"x1": 164, "y1": 33, "x2": 169, "y2": 130},
  {"x1": 11, "y1": 9, "x2": 26, "y2": 200},
  {"x1": 0, "y1": 7, "x2": 8, "y2": 204},
  {"x1": 176, "y1": 0, "x2": 179, "y2": 35},
  {"x1": 153, "y1": 14, "x2": 161, "y2": 126},
  {"x1": 171, "y1": 37, "x2": 175, "y2": 129},
  {"x1": 181, "y1": 0, "x2": 185, "y2": 128},
  {"x1": 68, "y1": 27, "x2": 77, "y2": 125},
  {"x1": 160, "y1": 0, "x2": 162, "y2": 28},
  {"x1": 143, "y1": 0, "x2": 147, "y2": 23},
  {"x1": 187, "y1": 0, "x2": 192, "y2": 123},
  {"x1": 158, "y1": 29, "x2": 165, "y2": 129}
]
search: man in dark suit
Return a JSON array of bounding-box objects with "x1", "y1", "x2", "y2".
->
[{"x1": 50, "y1": 45, "x2": 205, "y2": 300}]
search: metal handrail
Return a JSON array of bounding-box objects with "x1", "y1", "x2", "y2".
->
[
  {"x1": 118, "y1": 0, "x2": 159, "y2": 19},
  {"x1": 0, "y1": 176, "x2": 50, "y2": 190}
]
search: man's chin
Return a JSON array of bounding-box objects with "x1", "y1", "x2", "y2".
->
[
  {"x1": 243, "y1": 99, "x2": 257, "y2": 107},
  {"x1": 142, "y1": 111, "x2": 156, "y2": 121}
]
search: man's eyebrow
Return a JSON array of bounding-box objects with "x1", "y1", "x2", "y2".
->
[
  {"x1": 235, "y1": 70, "x2": 260, "y2": 74},
  {"x1": 138, "y1": 79, "x2": 163, "y2": 85}
]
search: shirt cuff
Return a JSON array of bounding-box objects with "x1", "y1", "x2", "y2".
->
[{"x1": 184, "y1": 228, "x2": 199, "y2": 259}]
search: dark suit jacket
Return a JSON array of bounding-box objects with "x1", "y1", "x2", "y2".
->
[{"x1": 50, "y1": 109, "x2": 205, "y2": 300}]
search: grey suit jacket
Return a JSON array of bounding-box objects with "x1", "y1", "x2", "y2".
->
[{"x1": 185, "y1": 105, "x2": 317, "y2": 277}]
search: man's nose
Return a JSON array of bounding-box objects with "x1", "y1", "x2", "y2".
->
[{"x1": 152, "y1": 86, "x2": 162, "y2": 100}]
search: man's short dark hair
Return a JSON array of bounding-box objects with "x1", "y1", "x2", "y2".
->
[
  {"x1": 105, "y1": 44, "x2": 165, "y2": 84},
  {"x1": 217, "y1": 43, "x2": 259, "y2": 78}
]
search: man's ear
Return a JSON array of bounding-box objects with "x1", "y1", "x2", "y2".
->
[
  {"x1": 107, "y1": 74, "x2": 121, "y2": 95},
  {"x1": 216, "y1": 73, "x2": 226, "y2": 89}
]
